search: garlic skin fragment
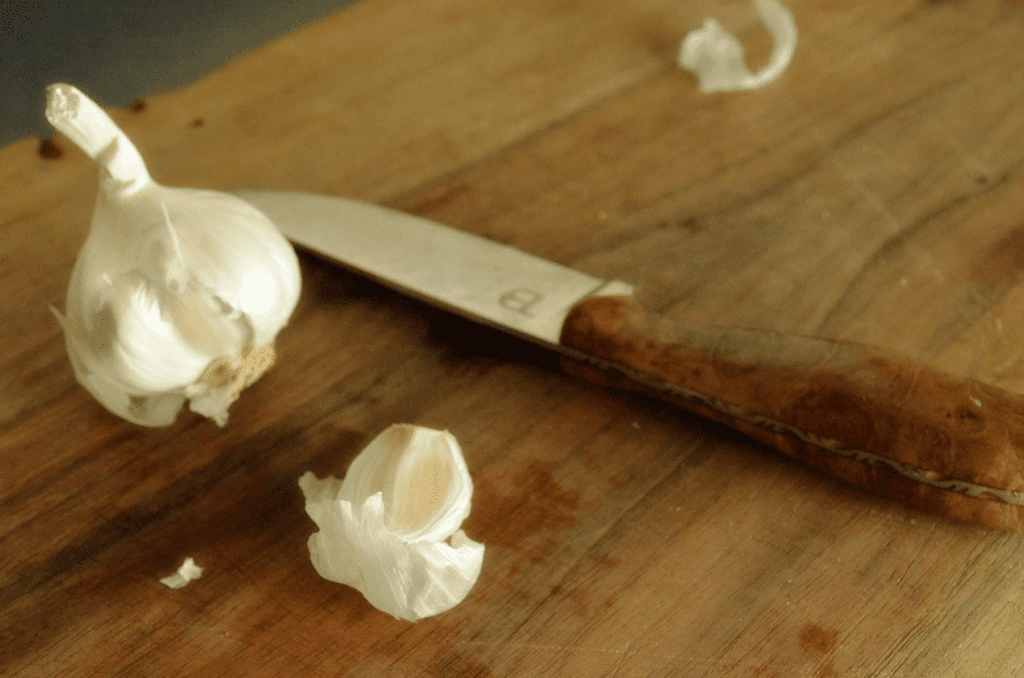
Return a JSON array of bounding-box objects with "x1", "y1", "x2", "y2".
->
[
  {"x1": 160, "y1": 557, "x2": 203, "y2": 589},
  {"x1": 678, "y1": 0, "x2": 797, "y2": 92},
  {"x1": 45, "y1": 84, "x2": 301, "y2": 426},
  {"x1": 298, "y1": 425, "x2": 485, "y2": 622}
]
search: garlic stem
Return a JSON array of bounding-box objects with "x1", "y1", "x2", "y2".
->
[{"x1": 45, "y1": 83, "x2": 151, "y2": 192}]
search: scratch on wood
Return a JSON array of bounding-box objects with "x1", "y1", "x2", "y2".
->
[
  {"x1": 608, "y1": 640, "x2": 631, "y2": 677},
  {"x1": 461, "y1": 639, "x2": 678, "y2": 661},
  {"x1": 461, "y1": 639, "x2": 803, "y2": 671},
  {"x1": 790, "y1": 110, "x2": 906, "y2": 237},
  {"x1": 923, "y1": 114, "x2": 995, "y2": 180}
]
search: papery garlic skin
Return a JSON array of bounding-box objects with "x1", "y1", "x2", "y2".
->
[
  {"x1": 299, "y1": 425, "x2": 485, "y2": 621},
  {"x1": 160, "y1": 557, "x2": 204, "y2": 589},
  {"x1": 679, "y1": 0, "x2": 797, "y2": 92},
  {"x1": 46, "y1": 84, "x2": 301, "y2": 426}
]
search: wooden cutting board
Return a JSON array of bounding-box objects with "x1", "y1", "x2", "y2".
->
[{"x1": 4, "y1": 0, "x2": 1024, "y2": 675}]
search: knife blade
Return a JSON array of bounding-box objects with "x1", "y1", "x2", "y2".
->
[
  {"x1": 236, "y1": 190, "x2": 634, "y2": 349},
  {"x1": 238, "y1": 189, "x2": 1024, "y2": 532}
]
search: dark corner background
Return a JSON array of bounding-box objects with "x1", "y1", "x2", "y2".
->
[{"x1": 0, "y1": 0, "x2": 358, "y2": 147}]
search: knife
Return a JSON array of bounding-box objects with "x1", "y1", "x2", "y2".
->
[{"x1": 237, "y1": 189, "x2": 1024, "y2": 532}]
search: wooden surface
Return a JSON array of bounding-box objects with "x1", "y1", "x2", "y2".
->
[{"x1": 3, "y1": 0, "x2": 1024, "y2": 675}]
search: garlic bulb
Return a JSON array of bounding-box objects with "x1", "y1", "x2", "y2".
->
[
  {"x1": 298, "y1": 425, "x2": 485, "y2": 621},
  {"x1": 45, "y1": 84, "x2": 301, "y2": 426},
  {"x1": 678, "y1": 0, "x2": 797, "y2": 92}
]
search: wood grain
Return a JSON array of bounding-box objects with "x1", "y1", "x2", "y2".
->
[{"x1": 3, "y1": 0, "x2": 1024, "y2": 675}]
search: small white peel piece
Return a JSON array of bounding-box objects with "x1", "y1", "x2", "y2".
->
[
  {"x1": 160, "y1": 557, "x2": 203, "y2": 589},
  {"x1": 299, "y1": 425, "x2": 485, "y2": 622},
  {"x1": 678, "y1": 0, "x2": 797, "y2": 92}
]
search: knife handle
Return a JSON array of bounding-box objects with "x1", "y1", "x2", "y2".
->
[{"x1": 558, "y1": 295, "x2": 1024, "y2": 532}]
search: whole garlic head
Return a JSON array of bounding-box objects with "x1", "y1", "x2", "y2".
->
[
  {"x1": 46, "y1": 84, "x2": 301, "y2": 426},
  {"x1": 298, "y1": 425, "x2": 485, "y2": 621}
]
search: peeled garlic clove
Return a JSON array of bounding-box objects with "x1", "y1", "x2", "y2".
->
[
  {"x1": 679, "y1": 0, "x2": 797, "y2": 92},
  {"x1": 298, "y1": 425, "x2": 485, "y2": 621},
  {"x1": 339, "y1": 424, "x2": 473, "y2": 543},
  {"x1": 46, "y1": 84, "x2": 301, "y2": 426}
]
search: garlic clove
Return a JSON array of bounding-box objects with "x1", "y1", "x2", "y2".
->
[
  {"x1": 298, "y1": 425, "x2": 485, "y2": 621},
  {"x1": 145, "y1": 185, "x2": 300, "y2": 349},
  {"x1": 54, "y1": 306, "x2": 187, "y2": 426},
  {"x1": 339, "y1": 425, "x2": 473, "y2": 543},
  {"x1": 76, "y1": 273, "x2": 215, "y2": 392}
]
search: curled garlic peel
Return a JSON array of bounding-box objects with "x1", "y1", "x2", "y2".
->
[
  {"x1": 299, "y1": 425, "x2": 485, "y2": 621},
  {"x1": 679, "y1": 0, "x2": 797, "y2": 92},
  {"x1": 46, "y1": 84, "x2": 301, "y2": 426}
]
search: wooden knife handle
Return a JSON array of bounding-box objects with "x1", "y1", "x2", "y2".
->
[{"x1": 559, "y1": 295, "x2": 1024, "y2": 532}]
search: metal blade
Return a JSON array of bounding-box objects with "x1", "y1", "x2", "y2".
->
[{"x1": 236, "y1": 190, "x2": 633, "y2": 348}]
